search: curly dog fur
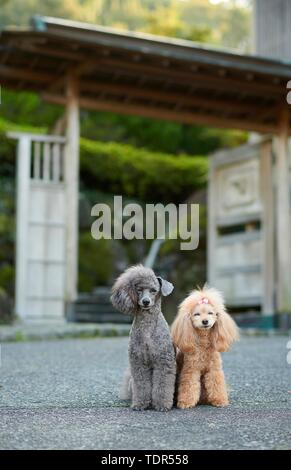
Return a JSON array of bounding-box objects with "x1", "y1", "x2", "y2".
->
[
  {"x1": 171, "y1": 286, "x2": 239, "y2": 409},
  {"x1": 111, "y1": 265, "x2": 176, "y2": 411}
]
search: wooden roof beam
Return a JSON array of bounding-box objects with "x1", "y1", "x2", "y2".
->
[
  {"x1": 79, "y1": 80, "x2": 274, "y2": 116},
  {"x1": 91, "y1": 57, "x2": 286, "y2": 97},
  {"x1": 0, "y1": 64, "x2": 55, "y2": 83},
  {"x1": 42, "y1": 91, "x2": 277, "y2": 134},
  {"x1": 6, "y1": 40, "x2": 85, "y2": 62}
]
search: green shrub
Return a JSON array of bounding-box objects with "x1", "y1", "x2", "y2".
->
[
  {"x1": 0, "y1": 264, "x2": 14, "y2": 295},
  {"x1": 0, "y1": 287, "x2": 14, "y2": 324},
  {"x1": 0, "y1": 179, "x2": 15, "y2": 306},
  {"x1": 78, "y1": 231, "x2": 113, "y2": 292},
  {"x1": 0, "y1": 118, "x2": 208, "y2": 203},
  {"x1": 80, "y1": 138, "x2": 208, "y2": 204},
  {"x1": 0, "y1": 90, "x2": 61, "y2": 129}
]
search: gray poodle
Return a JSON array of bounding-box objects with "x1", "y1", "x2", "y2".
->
[{"x1": 111, "y1": 265, "x2": 176, "y2": 411}]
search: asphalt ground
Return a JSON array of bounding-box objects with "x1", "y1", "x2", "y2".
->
[{"x1": 0, "y1": 336, "x2": 290, "y2": 449}]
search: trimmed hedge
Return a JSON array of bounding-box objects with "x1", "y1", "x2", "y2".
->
[
  {"x1": 80, "y1": 138, "x2": 208, "y2": 203},
  {"x1": 0, "y1": 118, "x2": 208, "y2": 203},
  {"x1": 78, "y1": 231, "x2": 113, "y2": 292}
]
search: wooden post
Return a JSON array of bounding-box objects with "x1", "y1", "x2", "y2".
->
[
  {"x1": 207, "y1": 156, "x2": 216, "y2": 286},
  {"x1": 64, "y1": 74, "x2": 80, "y2": 307},
  {"x1": 260, "y1": 140, "x2": 274, "y2": 315},
  {"x1": 15, "y1": 135, "x2": 31, "y2": 319},
  {"x1": 274, "y1": 107, "x2": 291, "y2": 314}
]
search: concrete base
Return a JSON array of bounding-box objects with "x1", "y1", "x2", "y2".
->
[{"x1": 274, "y1": 312, "x2": 291, "y2": 330}]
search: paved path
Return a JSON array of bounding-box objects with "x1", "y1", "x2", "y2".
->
[
  {"x1": 0, "y1": 336, "x2": 290, "y2": 450},
  {"x1": 0, "y1": 321, "x2": 130, "y2": 342}
]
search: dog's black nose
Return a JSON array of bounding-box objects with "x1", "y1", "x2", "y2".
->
[
  {"x1": 142, "y1": 299, "x2": 150, "y2": 306},
  {"x1": 202, "y1": 320, "x2": 208, "y2": 325}
]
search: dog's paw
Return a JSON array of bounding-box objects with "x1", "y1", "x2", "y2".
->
[
  {"x1": 131, "y1": 404, "x2": 150, "y2": 411},
  {"x1": 153, "y1": 405, "x2": 171, "y2": 412},
  {"x1": 177, "y1": 401, "x2": 196, "y2": 409},
  {"x1": 210, "y1": 400, "x2": 229, "y2": 407}
]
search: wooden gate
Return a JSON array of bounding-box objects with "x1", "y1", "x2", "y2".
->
[
  {"x1": 208, "y1": 139, "x2": 274, "y2": 314},
  {"x1": 9, "y1": 132, "x2": 67, "y2": 321}
]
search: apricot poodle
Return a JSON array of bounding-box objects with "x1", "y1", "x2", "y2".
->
[{"x1": 171, "y1": 286, "x2": 239, "y2": 409}]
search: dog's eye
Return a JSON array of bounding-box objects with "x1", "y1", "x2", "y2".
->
[
  {"x1": 136, "y1": 287, "x2": 143, "y2": 292},
  {"x1": 208, "y1": 312, "x2": 214, "y2": 315},
  {"x1": 194, "y1": 313, "x2": 200, "y2": 316},
  {"x1": 150, "y1": 288, "x2": 157, "y2": 294}
]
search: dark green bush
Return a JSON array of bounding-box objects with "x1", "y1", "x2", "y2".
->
[
  {"x1": 0, "y1": 180, "x2": 15, "y2": 286},
  {"x1": 1, "y1": 118, "x2": 208, "y2": 204},
  {"x1": 80, "y1": 138, "x2": 208, "y2": 204},
  {"x1": 78, "y1": 231, "x2": 113, "y2": 292}
]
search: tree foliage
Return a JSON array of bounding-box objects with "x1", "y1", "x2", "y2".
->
[{"x1": 0, "y1": 0, "x2": 251, "y2": 51}]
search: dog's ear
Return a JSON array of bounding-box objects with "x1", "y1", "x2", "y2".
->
[
  {"x1": 111, "y1": 275, "x2": 137, "y2": 315},
  {"x1": 212, "y1": 310, "x2": 239, "y2": 352},
  {"x1": 171, "y1": 311, "x2": 196, "y2": 353},
  {"x1": 157, "y1": 276, "x2": 174, "y2": 296}
]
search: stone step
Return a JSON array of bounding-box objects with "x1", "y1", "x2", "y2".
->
[
  {"x1": 70, "y1": 289, "x2": 131, "y2": 323},
  {"x1": 72, "y1": 310, "x2": 131, "y2": 324}
]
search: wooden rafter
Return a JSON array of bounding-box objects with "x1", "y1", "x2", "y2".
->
[
  {"x1": 42, "y1": 92, "x2": 278, "y2": 134},
  {"x1": 0, "y1": 64, "x2": 55, "y2": 82},
  {"x1": 89, "y1": 58, "x2": 286, "y2": 97},
  {"x1": 79, "y1": 80, "x2": 275, "y2": 116}
]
